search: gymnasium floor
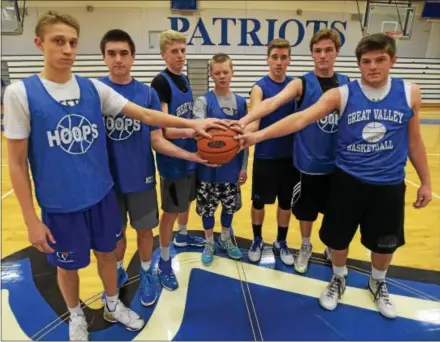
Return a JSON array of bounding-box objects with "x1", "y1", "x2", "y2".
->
[{"x1": 1, "y1": 112, "x2": 439, "y2": 341}]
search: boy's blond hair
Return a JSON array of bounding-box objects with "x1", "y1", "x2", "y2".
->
[
  {"x1": 35, "y1": 10, "x2": 80, "y2": 38},
  {"x1": 209, "y1": 53, "x2": 233, "y2": 71},
  {"x1": 267, "y1": 38, "x2": 291, "y2": 56},
  {"x1": 159, "y1": 30, "x2": 186, "y2": 53},
  {"x1": 309, "y1": 28, "x2": 341, "y2": 52}
]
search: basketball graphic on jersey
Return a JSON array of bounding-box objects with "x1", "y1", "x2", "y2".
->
[
  {"x1": 317, "y1": 110, "x2": 340, "y2": 133},
  {"x1": 362, "y1": 121, "x2": 386, "y2": 143},
  {"x1": 47, "y1": 114, "x2": 98, "y2": 155},
  {"x1": 105, "y1": 113, "x2": 141, "y2": 141}
]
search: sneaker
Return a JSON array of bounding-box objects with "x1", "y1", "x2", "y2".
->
[
  {"x1": 103, "y1": 300, "x2": 145, "y2": 331},
  {"x1": 201, "y1": 242, "x2": 215, "y2": 266},
  {"x1": 69, "y1": 313, "x2": 88, "y2": 341},
  {"x1": 248, "y1": 237, "x2": 264, "y2": 263},
  {"x1": 173, "y1": 232, "x2": 205, "y2": 247},
  {"x1": 158, "y1": 257, "x2": 179, "y2": 291},
  {"x1": 294, "y1": 244, "x2": 313, "y2": 273},
  {"x1": 323, "y1": 247, "x2": 333, "y2": 262},
  {"x1": 139, "y1": 267, "x2": 157, "y2": 307},
  {"x1": 118, "y1": 267, "x2": 129, "y2": 288},
  {"x1": 368, "y1": 278, "x2": 397, "y2": 319},
  {"x1": 218, "y1": 236, "x2": 242, "y2": 260},
  {"x1": 319, "y1": 274, "x2": 346, "y2": 311},
  {"x1": 273, "y1": 240, "x2": 294, "y2": 266}
]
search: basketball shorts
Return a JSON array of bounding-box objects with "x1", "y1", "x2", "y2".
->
[
  {"x1": 43, "y1": 189, "x2": 122, "y2": 270},
  {"x1": 196, "y1": 182, "x2": 242, "y2": 217},
  {"x1": 319, "y1": 168, "x2": 406, "y2": 254},
  {"x1": 117, "y1": 188, "x2": 159, "y2": 230},
  {"x1": 251, "y1": 158, "x2": 295, "y2": 210},
  {"x1": 160, "y1": 171, "x2": 197, "y2": 213},
  {"x1": 291, "y1": 168, "x2": 333, "y2": 221}
]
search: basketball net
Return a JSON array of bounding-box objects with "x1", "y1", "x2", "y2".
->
[{"x1": 385, "y1": 31, "x2": 403, "y2": 46}]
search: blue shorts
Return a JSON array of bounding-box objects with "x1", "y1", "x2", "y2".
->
[{"x1": 43, "y1": 189, "x2": 123, "y2": 270}]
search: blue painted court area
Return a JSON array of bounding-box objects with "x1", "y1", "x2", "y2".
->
[{"x1": 2, "y1": 237, "x2": 440, "y2": 341}]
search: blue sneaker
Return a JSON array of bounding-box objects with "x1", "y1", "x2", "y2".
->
[
  {"x1": 218, "y1": 236, "x2": 242, "y2": 260},
  {"x1": 201, "y1": 242, "x2": 215, "y2": 266},
  {"x1": 158, "y1": 257, "x2": 179, "y2": 291},
  {"x1": 173, "y1": 232, "x2": 205, "y2": 247},
  {"x1": 139, "y1": 267, "x2": 157, "y2": 307},
  {"x1": 117, "y1": 267, "x2": 129, "y2": 288}
]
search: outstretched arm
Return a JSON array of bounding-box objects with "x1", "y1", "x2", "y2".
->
[
  {"x1": 407, "y1": 84, "x2": 432, "y2": 208},
  {"x1": 159, "y1": 102, "x2": 195, "y2": 139},
  {"x1": 241, "y1": 78, "x2": 302, "y2": 126},
  {"x1": 237, "y1": 87, "x2": 341, "y2": 148}
]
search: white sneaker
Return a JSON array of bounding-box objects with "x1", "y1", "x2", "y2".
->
[
  {"x1": 294, "y1": 244, "x2": 313, "y2": 273},
  {"x1": 103, "y1": 300, "x2": 145, "y2": 331},
  {"x1": 368, "y1": 278, "x2": 397, "y2": 319},
  {"x1": 319, "y1": 274, "x2": 346, "y2": 311},
  {"x1": 248, "y1": 237, "x2": 264, "y2": 262},
  {"x1": 273, "y1": 240, "x2": 295, "y2": 266},
  {"x1": 69, "y1": 313, "x2": 88, "y2": 341}
]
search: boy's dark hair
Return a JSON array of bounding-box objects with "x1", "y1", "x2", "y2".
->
[
  {"x1": 355, "y1": 33, "x2": 396, "y2": 61},
  {"x1": 100, "y1": 29, "x2": 136, "y2": 56}
]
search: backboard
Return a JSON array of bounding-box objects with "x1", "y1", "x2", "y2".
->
[
  {"x1": 363, "y1": 1, "x2": 415, "y2": 39},
  {"x1": 1, "y1": 0, "x2": 25, "y2": 35}
]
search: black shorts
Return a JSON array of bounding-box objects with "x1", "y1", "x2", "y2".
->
[
  {"x1": 252, "y1": 158, "x2": 295, "y2": 210},
  {"x1": 319, "y1": 168, "x2": 406, "y2": 254},
  {"x1": 196, "y1": 182, "x2": 242, "y2": 217},
  {"x1": 291, "y1": 168, "x2": 332, "y2": 221}
]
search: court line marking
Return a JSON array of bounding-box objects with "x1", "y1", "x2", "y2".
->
[
  {"x1": 2, "y1": 189, "x2": 14, "y2": 200},
  {"x1": 2, "y1": 252, "x2": 439, "y2": 341},
  {"x1": 405, "y1": 178, "x2": 440, "y2": 200},
  {"x1": 132, "y1": 252, "x2": 440, "y2": 341}
]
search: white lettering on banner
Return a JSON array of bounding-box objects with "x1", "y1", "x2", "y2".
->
[{"x1": 47, "y1": 114, "x2": 98, "y2": 155}]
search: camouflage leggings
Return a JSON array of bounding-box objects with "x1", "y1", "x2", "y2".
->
[{"x1": 196, "y1": 182, "x2": 242, "y2": 217}]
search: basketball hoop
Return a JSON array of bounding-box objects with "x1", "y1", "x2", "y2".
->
[{"x1": 385, "y1": 31, "x2": 403, "y2": 45}]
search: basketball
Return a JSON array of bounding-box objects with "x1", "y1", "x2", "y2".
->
[{"x1": 197, "y1": 128, "x2": 240, "y2": 165}]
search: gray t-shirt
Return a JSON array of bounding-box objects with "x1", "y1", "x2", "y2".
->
[{"x1": 193, "y1": 93, "x2": 249, "y2": 171}]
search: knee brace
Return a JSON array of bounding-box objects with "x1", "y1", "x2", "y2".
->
[
  {"x1": 220, "y1": 211, "x2": 233, "y2": 228},
  {"x1": 252, "y1": 199, "x2": 265, "y2": 210},
  {"x1": 278, "y1": 198, "x2": 292, "y2": 211},
  {"x1": 202, "y1": 216, "x2": 215, "y2": 230}
]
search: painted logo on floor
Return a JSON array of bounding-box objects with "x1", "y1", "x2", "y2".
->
[{"x1": 2, "y1": 234, "x2": 440, "y2": 341}]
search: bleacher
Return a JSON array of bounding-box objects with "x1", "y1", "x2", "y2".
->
[{"x1": 2, "y1": 54, "x2": 440, "y2": 104}]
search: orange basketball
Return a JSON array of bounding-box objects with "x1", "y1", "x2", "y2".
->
[{"x1": 197, "y1": 128, "x2": 240, "y2": 165}]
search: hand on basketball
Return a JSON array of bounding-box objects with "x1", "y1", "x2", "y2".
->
[
  {"x1": 190, "y1": 152, "x2": 220, "y2": 167},
  {"x1": 227, "y1": 121, "x2": 244, "y2": 134},
  {"x1": 193, "y1": 118, "x2": 229, "y2": 138},
  {"x1": 28, "y1": 219, "x2": 56, "y2": 253},
  {"x1": 413, "y1": 184, "x2": 432, "y2": 209},
  {"x1": 238, "y1": 170, "x2": 247, "y2": 185}
]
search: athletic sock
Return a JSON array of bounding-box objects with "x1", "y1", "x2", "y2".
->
[
  {"x1": 277, "y1": 226, "x2": 288, "y2": 242},
  {"x1": 252, "y1": 224, "x2": 262, "y2": 239}
]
